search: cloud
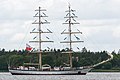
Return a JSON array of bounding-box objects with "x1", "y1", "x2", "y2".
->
[
  {"x1": 70, "y1": 0, "x2": 120, "y2": 20},
  {"x1": 0, "y1": 0, "x2": 35, "y2": 20},
  {"x1": 39, "y1": 0, "x2": 54, "y2": 8},
  {"x1": 10, "y1": 33, "x2": 25, "y2": 42},
  {"x1": 80, "y1": 19, "x2": 120, "y2": 27},
  {"x1": 0, "y1": 0, "x2": 120, "y2": 52},
  {"x1": 112, "y1": 27, "x2": 120, "y2": 38}
]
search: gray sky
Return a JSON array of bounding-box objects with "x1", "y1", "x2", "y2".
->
[{"x1": 0, "y1": 0, "x2": 120, "y2": 52}]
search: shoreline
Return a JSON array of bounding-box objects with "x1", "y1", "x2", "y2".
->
[{"x1": 91, "y1": 69, "x2": 120, "y2": 72}]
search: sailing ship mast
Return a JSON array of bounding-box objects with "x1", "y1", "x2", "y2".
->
[
  {"x1": 61, "y1": 5, "x2": 83, "y2": 68},
  {"x1": 30, "y1": 7, "x2": 53, "y2": 70}
]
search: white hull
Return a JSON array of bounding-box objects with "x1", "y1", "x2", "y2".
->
[{"x1": 9, "y1": 68, "x2": 91, "y2": 75}]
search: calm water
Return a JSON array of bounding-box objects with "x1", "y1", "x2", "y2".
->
[{"x1": 0, "y1": 72, "x2": 120, "y2": 80}]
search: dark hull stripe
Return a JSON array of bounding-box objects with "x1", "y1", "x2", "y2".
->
[{"x1": 11, "y1": 73, "x2": 86, "y2": 75}]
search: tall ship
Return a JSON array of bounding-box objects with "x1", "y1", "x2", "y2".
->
[{"x1": 9, "y1": 5, "x2": 113, "y2": 75}]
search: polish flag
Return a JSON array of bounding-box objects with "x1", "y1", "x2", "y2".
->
[{"x1": 26, "y1": 44, "x2": 32, "y2": 51}]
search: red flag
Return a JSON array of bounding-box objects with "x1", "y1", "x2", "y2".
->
[{"x1": 26, "y1": 44, "x2": 32, "y2": 51}]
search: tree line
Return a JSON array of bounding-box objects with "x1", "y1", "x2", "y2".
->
[{"x1": 0, "y1": 47, "x2": 120, "y2": 71}]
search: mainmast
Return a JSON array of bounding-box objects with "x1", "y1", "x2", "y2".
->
[
  {"x1": 61, "y1": 5, "x2": 83, "y2": 68},
  {"x1": 30, "y1": 7, "x2": 53, "y2": 70}
]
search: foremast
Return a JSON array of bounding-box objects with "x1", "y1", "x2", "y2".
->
[
  {"x1": 61, "y1": 5, "x2": 83, "y2": 68},
  {"x1": 30, "y1": 7, "x2": 53, "y2": 70}
]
